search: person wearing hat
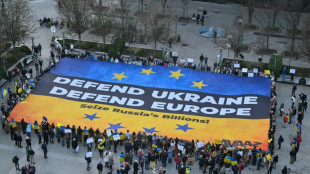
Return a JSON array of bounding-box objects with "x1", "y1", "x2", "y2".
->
[
  {"x1": 186, "y1": 165, "x2": 191, "y2": 174},
  {"x1": 133, "y1": 160, "x2": 139, "y2": 174},
  {"x1": 125, "y1": 162, "x2": 131, "y2": 174},
  {"x1": 118, "y1": 152, "x2": 125, "y2": 167},
  {"x1": 26, "y1": 122, "x2": 32, "y2": 138}
]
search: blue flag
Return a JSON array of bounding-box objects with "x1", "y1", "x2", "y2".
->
[{"x1": 43, "y1": 116, "x2": 48, "y2": 122}]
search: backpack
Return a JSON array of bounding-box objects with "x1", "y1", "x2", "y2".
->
[
  {"x1": 12, "y1": 156, "x2": 17, "y2": 163},
  {"x1": 280, "y1": 137, "x2": 284, "y2": 142},
  {"x1": 21, "y1": 167, "x2": 26, "y2": 174}
]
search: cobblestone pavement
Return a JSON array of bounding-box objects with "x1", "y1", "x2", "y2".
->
[{"x1": 1, "y1": 0, "x2": 309, "y2": 174}]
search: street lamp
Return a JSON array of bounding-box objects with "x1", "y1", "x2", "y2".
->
[
  {"x1": 227, "y1": 35, "x2": 232, "y2": 59},
  {"x1": 219, "y1": 48, "x2": 223, "y2": 72}
]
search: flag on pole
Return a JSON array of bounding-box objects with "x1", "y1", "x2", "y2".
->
[
  {"x1": 1, "y1": 88, "x2": 7, "y2": 99},
  {"x1": 43, "y1": 116, "x2": 48, "y2": 122}
]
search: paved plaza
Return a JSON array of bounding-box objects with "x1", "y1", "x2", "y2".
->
[{"x1": 1, "y1": 0, "x2": 310, "y2": 173}]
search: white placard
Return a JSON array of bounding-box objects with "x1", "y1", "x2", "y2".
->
[
  {"x1": 197, "y1": 142, "x2": 204, "y2": 148},
  {"x1": 242, "y1": 68, "x2": 248, "y2": 73},
  {"x1": 234, "y1": 64, "x2": 240, "y2": 68},
  {"x1": 64, "y1": 129, "x2": 71, "y2": 133},
  {"x1": 253, "y1": 68, "x2": 258, "y2": 73},
  {"x1": 187, "y1": 58, "x2": 193, "y2": 63},
  {"x1": 113, "y1": 134, "x2": 120, "y2": 140},
  {"x1": 290, "y1": 69, "x2": 296, "y2": 74},
  {"x1": 51, "y1": 26, "x2": 56, "y2": 33},
  {"x1": 248, "y1": 73, "x2": 254, "y2": 77},
  {"x1": 172, "y1": 52, "x2": 178, "y2": 57},
  {"x1": 107, "y1": 130, "x2": 112, "y2": 137},
  {"x1": 178, "y1": 144, "x2": 184, "y2": 151},
  {"x1": 87, "y1": 137, "x2": 94, "y2": 144},
  {"x1": 98, "y1": 138, "x2": 103, "y2": 142},
  {"x1": 86, "y1": 152, "x2": 92, "y2": 158}
]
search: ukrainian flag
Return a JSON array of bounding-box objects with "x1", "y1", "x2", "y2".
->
[
  {"x1": 17, "y1": 87, "x2": 22, "y2": 94},
  {"x1": 1, "y1": 88, "x2": 7, "y2": 99},
  {"x1": 57, "y1": 122, "x2": 65, "y2": 131},
  {"x1": 257, "y1": 149, "x2": 262, "y2": 157},
  {"x1": 224, "y1": 155, "x2": 231, "y2": 164},
  {"x1": 98, "y1": 143, "x2": 105, "y2": 150},
  {"x1": 10, "y1": 119, "x2": 17, "y2": 128},
  {"x1": 32, "y1": 122, "x2": 40, "y2": 130},
  {"x1": 231, "y1": 157, "x2": 237, "y2": 166},
  {"x1": 14, "y1": 80, "x2": 18, "y2": 93},
  {"x1": 119, "y1": 133, "x2": 126, "y2": 140}
]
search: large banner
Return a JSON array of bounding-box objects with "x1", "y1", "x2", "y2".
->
[{"x1": 10, "y1": 58, "x2": 271, "y2": 150}]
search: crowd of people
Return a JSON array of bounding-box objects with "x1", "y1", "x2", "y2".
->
[{"x1": 0, "y1": 48, "x2": 308, "y2": 174}]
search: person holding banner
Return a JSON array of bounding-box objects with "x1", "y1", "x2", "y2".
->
[{"x1": 85, "y1": 155, "x2": 92, "y2": 171}]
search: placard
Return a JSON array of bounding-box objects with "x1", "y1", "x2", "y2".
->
[
  {"x1": 253, "y1": 68, "x2": 258, "y2": 73},
  {"x1": 178, "y1": 144, "x2": 184, "y2": 151},
  {"x1": 172, "y1": 52, "x2": 178, "y2": 57},
  {"x1": 290, "y1": 69, "x2": 296, "y2": 74},
  {"x1": 107, "y1": 130, "x2": 112, "y2": 137},
  {"x1": 248, "y1": 73, "x2": 254, "y2": 77},
  {"x1": 214, "y1": 140, "x2": 222, "y2": 144},
  {"x1": 233, "y1": 64, "x2": 240, "y2": 68},
  {"x1": 113, "y1": 134, "x2": 120, "y2": 140},
  {"x1": 264, "y1": 70, "x2": 270, "y2": 75},
  {"x1": 87, "y1": 137, "x2": 94, "y2": 144},
  {"x1": 242, "y1": 68, "x2": 248, "y2": 73},
  {"x1": 86, "y1": 152, "x2": 92, "y2": 158},
  {"x1": 98, "y1": 138, "x2": 103, "y2": 142},
  {"x1": 51, "y1": 26, "x2": 56, "y2": 33},
  {"x1": 187, "y1": 58, "x2": 193, "y2": 63},
  {"x1": 64, "y1": 129, "x2": 71, "y2": 133},
  {"x1": 197, "y1": 142, "x2": 204, "y2": 148}
]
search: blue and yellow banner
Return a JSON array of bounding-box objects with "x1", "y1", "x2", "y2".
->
[{"x1": 9, "y1": 58, "x2": 271, "y2": 150}]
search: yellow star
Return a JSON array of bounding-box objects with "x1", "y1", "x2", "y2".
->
[
  {"x1": 112, "y1": 72, "x2": 127, "y2": 81},
  {"x1": 192, "y1": 80, "x2": 208, "y2": 89},
  {"x1": 169, "y1": 69, "x2": 185, "y2": 80},
  {"x1": 140, "y1": 68, "x2": 155, "y2": 75}
]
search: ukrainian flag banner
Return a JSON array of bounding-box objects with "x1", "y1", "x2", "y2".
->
[{"x1": 9, "y1": 58, "x2": 271, "y2": 150}]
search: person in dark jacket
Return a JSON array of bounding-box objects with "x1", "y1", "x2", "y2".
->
[
  {"x1": 72, "y1": 138, "x2": 78, "y2": 153},
  {"x1": 97, "y1": 161, "x2": 103, "y2": 174},
  {"x1": 12, "y1": 155, "x2": 20, "y2": 171},
  {"x1": 162, "y1": 150, "x2": 168, "y2": 167},
  {"x1": 66, "y1": 134, "x2": 70, "y2": 148},
  {"x1": 282, "y1": 165, "x2": 287, "y2": 174},
  {"x1": 133, "y1": 160, "x2": 139, "y2": 174},
  {"x1": 41, "y1": 143, "x2": 48, "y2": 158},
  {"x1": 21, "y1": 119, "x2": 26, "y2": 134},
  {"x1": 85, "y1": 155, "x2": 91, "y2": 171},
  {"x1": 125, "y1": 162, "x2": 131, "y2": 174},
  {"x1": 273, "y1": 154, "x2": 278, "y2": 169}
]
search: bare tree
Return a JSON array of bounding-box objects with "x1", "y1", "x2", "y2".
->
[
  {"x1": 57, "y1": 0, "x2": 91, "y2": 43},
  {"x1": 269, "y1": 0, "x2": 281, "y2": 28},
  {"x1": 254, "y1": 9, "x2": 274, "y2": 50},
  {"x1": 91, "y1": 1, "x2": 114, "y2": 46},
  {"x1": 223, "y1": 23, "x2": 247, "y2": 59},
  {"x1": 279, "y1": 0, "x2": 308, "y2": 52},
  {"x1": 161, "y1": 0, "x2": 168, "y2": 14},
  {"x1": 300, "y1": 16, "x2": 310, "y2": 60},
  {"x1": 0, "y1": 0, "x2": 35, "y2": 47},
  {"x1": 246, "y1": 0, "x2": 255, "y2": 25},
  {"x1": 182, "y1": 0, "x2": 190, "y2": 23},
  {"x1": 147, "y1": 2, "x2": 171, "y2": 53}
]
